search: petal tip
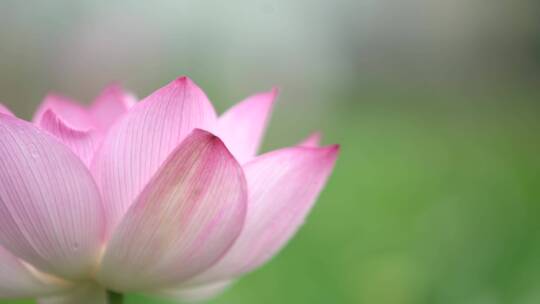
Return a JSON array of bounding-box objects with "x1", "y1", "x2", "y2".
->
[
  {"x1": 298, "y1": 132, "x2": 323, "y2": 147},
  {"x1": 191, "y1": 128, "x2": 217, "y2": 139},
  {"x1": 39, "y1": 108, "x2": 56, "y2": 124},
  {"x1": 191, "y1": 129, "x2": 240, "y2": 163},
  {"x1": 326, "y1": 144, "x2": 340, "y2": 156},
  {"x1": 41, "y1": 108, "x2": 92, "y2": 133},
  {"x1": 244, "y1": 88, "x2": 278, "y2": 106},
  {"x1": 0, "y1": 103, "x2": 14, "y2": 117},
  {"x1": 314, "y1": 144, "x2": 340, "y2": 163},
  {"x1": 95, "y1": 82, "x2": 132, "y2": 104},
  {"x1": 174, "y1": 76, "x2": 193, "y2": 86},
  {"x1": 159, "y1": 76, "x2": 196, "y2": 93},
  {"x1": 43, "y1": 92, "x2": 64, "y2": 102},
  {"x1": 191, "y1": 129, "x2": 228, "y2": 146},
  {"x1": 329, "y1": 143, "x2": 340, "y2": 151},
  {"x1": 101, "y1": 82, "x2": 123, "y2": 94},
  {"x1": 270, "y1": 87, "x2": 280, "y2": 98}
]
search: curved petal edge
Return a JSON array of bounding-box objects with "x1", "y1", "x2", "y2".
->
[
  {"x1": 0, "y1": 104, "x2": 14, "y2": 117},
  {"x1": 186, "y1": 144, "x2": 339, "y2": 285},
  {"x1": 98, "y1": 129, "x2": 247, "y2": 291},
  {"x1": 92, "y1": 77, "x2": 218, "y2": 232},
  {"x1": 217, "y1": 88, "x2": 277, "y2": 163},
  {"x1": 37, "y1": 109, "x2": 102, "y2": 166},
  {"x1": 0, "y1": 115, "x2": 105, "y2": 279}
]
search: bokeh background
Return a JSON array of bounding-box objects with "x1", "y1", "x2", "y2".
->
[{"x1": 1, "y1": 1, "x2": 540, "y2": 303}]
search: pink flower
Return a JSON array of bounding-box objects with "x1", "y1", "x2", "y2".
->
[{"x1": 0, "y1": 77, "x2": 339, "y2": 303}]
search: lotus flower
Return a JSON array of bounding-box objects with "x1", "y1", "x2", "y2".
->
[{"x1": 0, "y1": 77, "x2": 339, "y2": 303}]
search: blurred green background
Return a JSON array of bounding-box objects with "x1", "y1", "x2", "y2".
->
[{"x1": 1, "y1": 1, "x2": 540, "y2": 303}]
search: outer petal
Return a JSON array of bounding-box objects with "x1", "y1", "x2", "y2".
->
[
  {"x1": 298, "y1": 132, "x2": 322, "y2": 147},
  {"x1": 97, "y1": 130, "x2": 247, "y2": 291},
  {"x1": 157, "y1": 281, "x2": 232, "y2": 303},
  {"x1": 37, "y1": 109, "x2": 102, "y2": 166},
  {"x1": 0, "y1": 115, "x2": 105, "y2": 279},
  {"x1": 89, "y1": 83, "x2": 136, "y2": 130},
  {"x1": 0, "y1": 246, "x2": 67, "y2": 298},
  {"x1": 216, "y1": 89, "x2": 277, "y2": 163},
  {"x1": 187, "y1": 145, "x2": 339, "y2": 285},
  {"x1": 33, "y1": 94, "x2": 94, "y2": 131},
  {"x1": 92, "y1": 77, "x2": 218, "y2": 232},
  {"x1": 0, "y1": 104, "x2": 14, "y2": 117},
  {"x1": 37, "y1": 283, "x2": 106, "y2": 304}
]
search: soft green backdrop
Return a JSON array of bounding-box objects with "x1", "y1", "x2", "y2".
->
[{"x1": 1, "y1": 1, "x2": 539, "y2": 303}]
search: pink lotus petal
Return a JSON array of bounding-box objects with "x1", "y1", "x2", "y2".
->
[
  {"x1": 89, "y1": 83, "x2": 136, "y2": 130},
  {"x1": 216, "y1": 89, "x2": 277, "y2": 163},
  {"x1": 92, "y1": 77, "x2": 218, "y2": 232},
  {"x1": 37, "y1": 283, "x2": 106, "y2": 304},
  {"x1": 157, "y1": 281, "x2": 232, "y2": 302},
  {"x1": 0, "y1": 115, "x2": 105, "y2": 279},
  {"x1": 0, "y1": 246, "x2": 67, "y2": 298},
  {"x1": 187, "y1": 145, "x2": 339, "y2": 285},
  {"x1": 0, "y1": 104, "x2": 14, "y2": 117},
  {"x1": 33, "y1": 94, "x2": 94, "y2": 131},
  {"x1": 38, "y1": 109, "x2": 102, "y2": 166},
  {"x1": 298, "y1": 132, "x2": 322, "y2": 147},
  {"x1": 97, "y1": 130, "x2": 247, "y2": 291}
]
